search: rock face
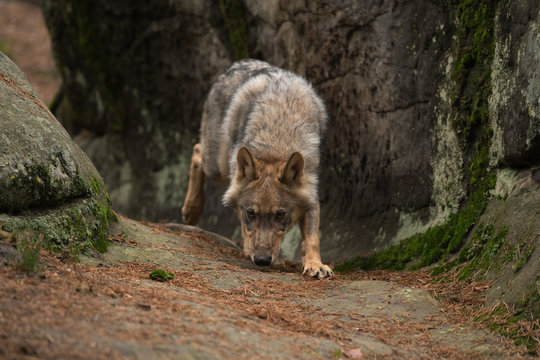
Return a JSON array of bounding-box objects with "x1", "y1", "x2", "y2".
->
[
  {"x1": 490, "y1": 1, "x2": 540, "y2": 166},
  {"x1": 42, "y1": 0, "x2": 234, "y2": 225},
  {"x1": 0, "y1": 50, "x2": 114, "y2": 251},
  {"x1": 484, "y1": 168, "x2": 540, "y2": 317},
  {"x1": 41, "y1": 0, "x2": 539, "y2": 285}
]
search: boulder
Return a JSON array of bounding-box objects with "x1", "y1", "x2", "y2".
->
[{"x1": 0, "y1": 50, "x2": 114, "y2": 252}]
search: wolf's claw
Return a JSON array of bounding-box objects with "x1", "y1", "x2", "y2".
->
[{"x1": 302, "y1": 262, "x2": 334, "y2": 279}]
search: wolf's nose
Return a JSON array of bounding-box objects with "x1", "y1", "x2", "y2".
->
[{"x1": 253, "y1": 255, "x2": 272, "y2": 266}]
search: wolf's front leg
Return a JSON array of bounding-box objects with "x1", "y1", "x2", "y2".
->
[
  {"x1": 300, "y1": 202, "x2": 334, "y2": 279},
  {"x1": 182, "y1": 143, "x2": 205, "y2": 225}
]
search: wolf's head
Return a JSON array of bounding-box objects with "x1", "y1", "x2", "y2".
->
[{"x1": 223, "y1": 147, "x2": 311, "y2": 266}]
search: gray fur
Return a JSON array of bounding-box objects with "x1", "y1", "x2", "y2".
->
[
  {"x1": 186, "y1": 59, "x2": 333, "y2": 278},
  {"x1": 199, "y1": 59, "x2": 328, "y2": 204}
]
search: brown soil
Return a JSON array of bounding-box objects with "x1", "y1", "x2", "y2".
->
[{"x1": 0, "y1": 217, "x2": 535, "y2": 359}]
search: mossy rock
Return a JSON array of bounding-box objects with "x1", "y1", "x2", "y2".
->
[
  {"x1": 479, "y1": 176, "x2": 540, "y2": 319},
  {"x1": 0, "y1": 50, "x2": 115, "y2": 253},
  {"x1": 0, "y1": 51, "x2": 100, "y2": 211}
]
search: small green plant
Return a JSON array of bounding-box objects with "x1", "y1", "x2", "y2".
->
[
  {"x1": 513, "y1": 245, "x2": 535, "y2": 273},
  {"x1": 149, "y1": 269, "x2": 175, "y2": 282},
  {"x1": 16, "y1": 233, "x2": 43, "y2": 273},
  {"x1": 90, "y1": 178, "x2": 101, "y2": 193}
]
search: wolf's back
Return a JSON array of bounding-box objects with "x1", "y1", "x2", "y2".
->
[
  {"x1": 200, "y1": 59, "x2": 327, "y2": 186},
  {"x1": 200, "y1": 59, "x2": 271, "y2": 182}
]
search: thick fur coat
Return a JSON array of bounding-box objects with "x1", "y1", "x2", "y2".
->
[{"x1": 182, "y1": 59, "x2": 333, "y2": 278}]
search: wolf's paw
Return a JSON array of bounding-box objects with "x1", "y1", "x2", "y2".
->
[{"x1": 302, "y1": 261, "x2": 334, "y2": 279}]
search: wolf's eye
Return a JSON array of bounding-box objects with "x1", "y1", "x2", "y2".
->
[
  {"x1": 275, "y1": 210, "x2": 286, "y2": 220},
  {"x1": 246, "y1": 208, "x2": 256, "y2": 219}
]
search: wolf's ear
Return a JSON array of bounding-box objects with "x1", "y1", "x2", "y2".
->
[
  {"x1": 236, "y1": 146, "x2": 258, "y2": 182},
  {"x1": 280, "y1": 152, "x2": 304, "y2": 186}
]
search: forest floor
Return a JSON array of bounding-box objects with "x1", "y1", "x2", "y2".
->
[{"x1": 0, "y1": 216, "x2": 535, "y2": 359}]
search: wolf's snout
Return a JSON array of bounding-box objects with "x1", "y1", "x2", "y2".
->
[{"x1": 253, "y1": 255, "x2": 272, "y2": 266}]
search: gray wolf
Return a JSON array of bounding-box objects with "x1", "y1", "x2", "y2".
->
[{"x1": 181, "y1": 59, "x2": 333, "y2": 279}]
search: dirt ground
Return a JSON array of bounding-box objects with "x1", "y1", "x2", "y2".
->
[{"x1": 0, "y1": 217, "x2": 535, "y2": 359}]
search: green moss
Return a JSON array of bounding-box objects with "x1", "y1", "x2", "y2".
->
[
  {"x1": 91, "y1": 200, "x2": 116, "y2": 253},
  {"x1": 149, "y1": 269, "x2": 175, "y2": 282},
  {"x1": 2, "y1": 162, "x2": 91, "y2": 212},
  {"x1": 219, "y1": 0, "x2": 250, "y2": 60},
  {"x1": 532, "y1": 280, "x2": 540, "y2": 317},
  {"x1": 456, "y1": 224, "x2": 509, "y2": 279},
  {"x1": 1, "y1": 175, "x2": 116, "y2": 260},
  {"x1": 469, "y1": 145, "x2": 490, "y2": 186},
  {"x1": 451, "y1": 0, "x2": 498, "y2": 142},
  {"x1": 513, "y1": 245, "x2": 536, "y2": 273},
  {"x1": 335, "y1": 175, "x2": 495, "y2": 272},
  {"x1": 8, "y1": 163, "x2": 54, "y2": 206},
  {"x1": 90, "y1": 177, "x2": 101, "y2": 193}
]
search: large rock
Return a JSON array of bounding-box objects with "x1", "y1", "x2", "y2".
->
[
  {"x1": 0, "y1": 50, "x2": 114, "y2": 251},
  {"x1": 0, "y1": 53, "x2": 93, "y2": 212}
]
